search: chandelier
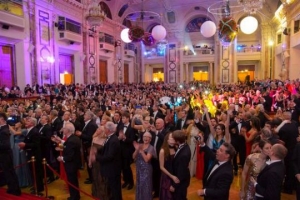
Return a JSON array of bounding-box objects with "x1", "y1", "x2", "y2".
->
[
  {"x1": 86, "y1": 0, "x2": 106, "y2": 27},
  {"x1": 120, "y1": 1, "x2": 167, "y2": 45},
  {"x1": 237, "y1": 0, "x2": 265, "y2": 14}
]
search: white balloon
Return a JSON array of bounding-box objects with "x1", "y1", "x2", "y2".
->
[
  {"x1": 240, "y1": 16, "x2": 258, "y2": 34},
  {"x1": 120, "y1": 28, "x2": 132, "y2": 43},
  {"x1": 151, "y1": 25, "x2": 167, "y2": 41},
  {"x1": 200, "y1": 21, "x2": 216, "y2": 38}
]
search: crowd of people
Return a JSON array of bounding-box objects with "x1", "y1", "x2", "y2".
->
[{"x1": 0, "y1": 78, "x2": 299, "y2": 200}]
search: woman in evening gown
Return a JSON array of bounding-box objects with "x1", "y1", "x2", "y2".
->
[
  {"x1": 240, "y1": 139, "x2": 271, "y2": 200},
  {"x1": 186, "y1": 119, "x2": 201, "y2": 177},
  {"x1": 9, "y1": 122, "x2": 32, "y2": 188},
  {"x1": 133, "y1": 131, "x2": 156, "y2": 200},
  {"x1": 89, "y1": 116, "x2": 110, "y2": 200},
  {"x1": 159, "y1": 132, "x2": 178, "y2": 200},
  {"x1": 242, "y1": 117, "x2": 261, "y2": 157},
  {"x1": 203, "y1": 106, "x2": 231, "y2": 171}
]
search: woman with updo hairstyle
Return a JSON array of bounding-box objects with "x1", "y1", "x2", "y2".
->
[
  {"x1": 242, "y1": 116, "x2": 261, "y2": 157},
  {"x1": 240, "y1": 140, "x2": 272, "y2": 200},
  {"x1": 133, "y1": 131, "x2": 156, "y2": 200}
]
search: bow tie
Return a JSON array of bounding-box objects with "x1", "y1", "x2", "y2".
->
[{"x1": 124, "y1": 126, "x2": 128, "y2": 128}]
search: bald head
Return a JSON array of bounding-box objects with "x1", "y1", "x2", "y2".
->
[
  {"x1": 155, "y1": 118, "x2": 165, "y2": 131},
  {"x1": 271, "y1": 144, "x2": 287, "y2": 160}
]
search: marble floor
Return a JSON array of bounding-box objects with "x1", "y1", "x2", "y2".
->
[{"x1": 27, "y1": 164, "x2": 297, "y2": 200}]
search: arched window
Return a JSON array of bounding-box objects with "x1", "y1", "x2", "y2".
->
[
  {"x1": 185, "y1": 16, "x2": 212, "y2": 33},
  {"x1": 99, "y1": 2, "x2": 112, "y2": 20},
  {"x1": 118, "y1": 4, "x2": 129, "y2": 17}
]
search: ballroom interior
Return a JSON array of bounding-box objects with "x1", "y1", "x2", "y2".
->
[{"x1": 0, "y1": 0, "x2": 299, "y2": 90}]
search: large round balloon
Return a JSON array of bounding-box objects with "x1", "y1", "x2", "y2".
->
[
  {"x1": 240, "y1": 16, "x2": 258, "y2": 34},
  {"x1": 200, "y1": 21, "x2": 216, "y2": 38},
  {"x1": 120, "y1": 28, "x2": 132, "y2": 43},
  {"x1": 151, "y1": 25, "x2": 167, "y2": 41}
]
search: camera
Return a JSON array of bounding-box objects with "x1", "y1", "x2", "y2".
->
[{"x1": 7, "y1": 116, "x2": 19, "y2": 126}]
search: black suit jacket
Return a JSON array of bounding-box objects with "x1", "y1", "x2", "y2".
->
[
  {"x1": 51, "y1": 117, "x2": 62, "y2": 137},
  {"x1": 81, "y1": 120, "x2": 98, "y2": 148},
  {"x1": 255, "y1": 161, "x2": 285, "y2": 200},
  {"x1": 63, "y1": 134, "x2": 82, "y2": 172},
  {"x1": 200, "y1": 145, "x2": 233, "y2": 200},
  {"x1": 292, "y1": 143, "x2": 300, "y2": 178},
  {"x1": 120, "y1": 125, "x2": 135, "y2": 159},
  {"x1": 150, "y1": 129, "x2": 167, "y2": 158},
  {"x1": 38, "y1": 124, "x2": 52, "y2": 159},
  {"x1": 171, "y1": 144, "x2": 191, "y2": 199},
  {"x1": 175, "y1": 118, "x2": 188, "y2": 130},
  {"x1": 24, "y1": 127, "x2": 42, "y2": 160},
  {"x1": 278, "y1": 122, "x2": 298, "y2": 160},
  {"x1": 0, "y1": 125, "x2": 11, "y2": 152},
  {"x1": 97, "y1": 134, "x2": 121, "y2": 178}
]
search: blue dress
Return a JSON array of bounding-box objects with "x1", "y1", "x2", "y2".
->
[
  {"x1": 208, "y1": 137, "x2": 225, "y2": 170},
  {"x1": 10, "y1": 129, "x2": 32, "y2": 187},
  {"x1": 135, "y1": 145, "x2": 155, "y2": 200}
]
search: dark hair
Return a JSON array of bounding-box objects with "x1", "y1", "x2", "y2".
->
[
  {"x1": 0, "y1": 112, "x2": 7, "y2": 121},
  {"x1": 172, "y1": 130, "x2": 186, "y2": 144},
  {"x1": 258, "y1": 139, "x2": 272, "y2": 149},
  {"x1": 215, "y1": 124, "x2": 225, "y2": 135},
  {"x1": 251, "y1": 116, "x2": 261, "y2": 131},
  {"x1": 122, "y1": 111, "x2": 130, "y2": 119},
  {"x1": 222, "y1": 142, "x2": 236, "y2": 160},
  {"x1": 161, "y1": 132, "x2": 172, "y2": 160},
  {"x1": 265, "y1": 121, "x2": 274, "y2": 128}
]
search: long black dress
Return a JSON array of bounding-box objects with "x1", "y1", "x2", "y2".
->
[{"x1": 159, "y1": 154, "x2": 174, "y2": 200}]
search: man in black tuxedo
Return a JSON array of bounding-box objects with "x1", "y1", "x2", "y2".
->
[
  {"x1": 292, "y1": 142, "x2": 300, "y2": 199},
  {"x1": 113, "y1": 111, "x2": 123, "y2": 136},
  {"x1": 95, "y1": 121, "x2": 122, "y2": 200},
  {"x1": 75, "y1": 110, "x2": 98, "y2": 184},
  {"x1": 197, "y1": 140, "x2": 235, "y2": 200},
  {"x1": 276, "y1": 112, "x2": 298, "y2": 194},
  {"x1": 151, "y1": 104, "x2": 165, "y2": 121},
  {"x1": 0, "y1": 112, "x2": 21, "y2": 196},
  {"x1": 38, "y1": 114, "x2": 55, "y2": 183},
  {"x1": 252, "y1": 144, "x2": 287, "y2": 200},
  {"x1": 170, "y1": 130, "x2": 191, "y2": 200},
  {"x1": 119, "y1": 112, "x2": 135, "y2": 190},
  {"x1": 175, "y1": 110, "x2": 188, "y2": 130},
  {"x1": 18, "y1": 117, "x2": 44, "y2": 195},
  {"x1": 150, "y1": 118, "x2": 168, "y2": 197},
  {"x1": 57, "y1": 123, "x2": 81, "y2": 200},
  {"x1": 230, "y1": 111, "x2": 251, "y2": 167}
]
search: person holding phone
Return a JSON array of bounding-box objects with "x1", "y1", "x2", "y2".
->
[{"x1": 197, "y1": 133, "x2": 235, "y2": 200}]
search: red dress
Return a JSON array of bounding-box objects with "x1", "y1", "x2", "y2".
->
[
  {"x1": 245, "y1": 132, "x2": 252, "y2": 157},
  {"x1": 196, "y1": 145, "x2": 204, "y2": 180}
]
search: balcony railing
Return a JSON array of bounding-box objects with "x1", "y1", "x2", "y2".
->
[
  {"x1": 237, "y1": 46, "x2": 261, "y2": 53},
  {"x1": 58, "y1": 16, "x2": 81, "y2": 34},
  {"x1": 99, "y1": 33, "x2": 115, "y2": 45},
  {"x1": 124, "y1": 43, "x2": 135, "y2": 51}
]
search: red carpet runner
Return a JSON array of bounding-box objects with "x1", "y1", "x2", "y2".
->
[{"x1": 0, "y1": 188, "x2": 46, "y2": 200}]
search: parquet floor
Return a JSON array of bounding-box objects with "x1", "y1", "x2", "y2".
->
[{"x1": 28, "y1": 164, "x2": 296, "y2": 200}]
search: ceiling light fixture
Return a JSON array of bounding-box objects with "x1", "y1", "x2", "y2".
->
[
  {"x1": 237, "y1": 0, "x2": 265, "y2": 14},
  {"x1": 85, "y1": 0, "x2": 106, "y2": 27}
]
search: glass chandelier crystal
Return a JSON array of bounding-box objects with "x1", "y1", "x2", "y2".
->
[
  {"x1": 86, "y1": 0, "x2": 106, "y2": 27},
  {"x1": 237, "y1": 0, "x2": 265, "y2": 14}
]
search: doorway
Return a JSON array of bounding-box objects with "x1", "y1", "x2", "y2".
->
[
  {"x1": 0, "y1": 45, "x2": 14, "y2": 88},
  {"x1": 238, "y1": 65, "x2": 255, "y2": 83},
  {"x1": 59, "y1": 54, "x2": 73, "y2": 84},
  {"x1": 152, "y1": 68, "x2": 164, "y2": 82},
  {"x1": 193, "y1": 66, "x2": 208, "y2": 81},
  {"x1": 124, "y1": 63, "x2": 129, "y2": 83},
  {"x1": 99, "y1": 60, "x2": 107, "y2": 83}
]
